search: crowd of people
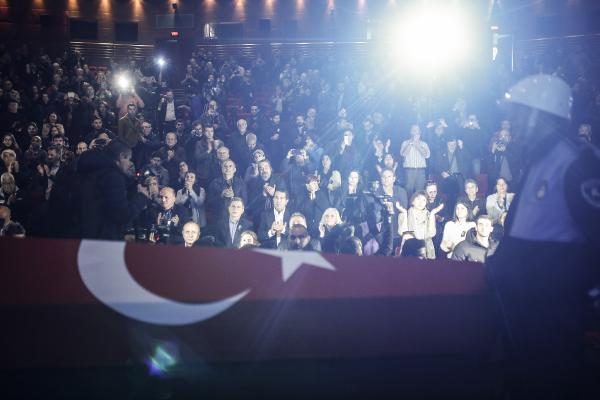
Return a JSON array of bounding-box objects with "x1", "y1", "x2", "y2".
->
[{"x1": 0, "y1": 41, "x2": 597, "y2": 261}]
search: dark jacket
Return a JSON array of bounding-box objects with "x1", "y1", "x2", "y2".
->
[
  {"x1": 212, "y1": 217, "x2": 254, "y2": 248},
  {"x1": 78, "y1": 149, "x2": 148, "y2": 240},
  {"x1": 207, "y1": 175, "x2": 248, "y2": 216},
  {"x1": 257, "y1": 208, "x2": 292, "y2": 244},
  {"x1": 451, "y1": 228, "x2": 498, "y2": 263}
]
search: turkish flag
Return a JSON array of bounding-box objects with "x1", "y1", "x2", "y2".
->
[{"x1": 0, "y1": 237, "x2": 494, "y2": 369}]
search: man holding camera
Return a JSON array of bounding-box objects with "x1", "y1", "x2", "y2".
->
[{"x1": 118, "y1": 103, "x2": 143, "y2": 149}]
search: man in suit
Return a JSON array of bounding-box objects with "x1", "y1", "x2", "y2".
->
[
  {"x1": 257, "y1": 189, "x2": 292, "y2": 248},
  {"x1": 213, "y1": 197, "x2": 253, "y2": 248}
]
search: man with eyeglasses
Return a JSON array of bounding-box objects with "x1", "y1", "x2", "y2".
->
[{"x1": 287, "y1": 224, "x2": 319, "y2": 251}]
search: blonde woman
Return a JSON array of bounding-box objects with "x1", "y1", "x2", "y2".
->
[
  {"x1": 318, "y1": 207, "x2": 343, "y2": 238},
  {"x1": 404, "y1": 191, "x2": 444, "y2": 259}
]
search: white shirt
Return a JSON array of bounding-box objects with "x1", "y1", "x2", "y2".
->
[
  {"x1": 401, "y1": 140, "x2": 430, "y2": 168},
  {"x1": 165, "y1": 101, "x2": 176, "y2": 122},
  {"x1": 441, "y1": 220, "x2": 476, "y2": 258}
]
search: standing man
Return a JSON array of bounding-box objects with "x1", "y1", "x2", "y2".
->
[
  {"x1": 118, "y1": 103, "x2": 143, "y2": 149},
  {"x1": 488, "y1": 75, "x2": 600, "y2": 398},
  {"x1": 400, "y1": 124, "x2": 430, "y2": 196}
]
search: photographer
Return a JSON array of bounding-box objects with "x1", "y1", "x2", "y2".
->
[{"x1": 487, "y1": 129, "x2": 522, "y2": 188}]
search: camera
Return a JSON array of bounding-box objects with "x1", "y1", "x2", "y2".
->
[{"x1": 136, "y1": 169, "x2": 154, "y2": 185}]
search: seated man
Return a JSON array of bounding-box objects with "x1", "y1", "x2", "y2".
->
[
  {"x1": 451, "y1": 214, "x2": 497, "y2": 263},
  {"x1": 213, "y1": 197, "x2": 253, "y2": 248},
  {"x1": 181, "y1": 221, "x2": 215, "y2": 247},
  {"x1": 286, "y1": 224, "x2": 319, "y2": 252}
]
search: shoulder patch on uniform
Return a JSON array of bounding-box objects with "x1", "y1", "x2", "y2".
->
[{"x1": 581, "y1": 178, "x2": 600, "y2": 209}]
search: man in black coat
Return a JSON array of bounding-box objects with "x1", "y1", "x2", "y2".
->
[
  {"x1": 451, "y1": 214, "x2": 498, "y2": 263},
  {"x1": 79, "y1": 140, "x2": 149, "y2": 241}
]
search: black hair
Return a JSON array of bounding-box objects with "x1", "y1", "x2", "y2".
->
[{"x1": 106, "y1": 139, "x2": 131, "y2": 162}]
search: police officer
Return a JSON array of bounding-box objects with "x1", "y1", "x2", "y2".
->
[{"x1": 487, "y1": 75, "x2": 600, "y2": 399}]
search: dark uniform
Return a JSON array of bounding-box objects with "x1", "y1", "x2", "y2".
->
[{"x1": 487, "y1": 134, "x2": 600, "y2": 398}]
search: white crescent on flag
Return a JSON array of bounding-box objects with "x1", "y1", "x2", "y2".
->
[{"x1": 77, "y1": 240, "x2": 250, "y2": 325}]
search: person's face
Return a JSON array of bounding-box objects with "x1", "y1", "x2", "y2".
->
[
  {"x1": 295, "y1": 115, "x2": 305, "y2": 127},
  {"x1": 150, "y1": 157, "x2": 162, "y2": 168},
  {"x1": 204, "y1": 127, "x2": 214, "y2": 139},
  {"x1": 228, "y1": 200, "x2": 244, "y2": 220},
  {"x1": 496, "y1": 179, "x2": 507, "y2": 194},
  {"x1": 166, "y1": 91, "x2": 174, "y2": 102},
  {"x1": 324, "y1": 210, "x2": 337, "y2": 227},
  {"x1": 246, "y1": 136, "x2": 256, "y2": 148},
  {"x1": 237, "y1": 119, "x2": 247, "y2": 132},
  {"x1": 3, "y1": 136, "x2": 13, "y2": 147},
  {"x1": 455, "y1": 203, "x2": 468, "y2": 220},
  {"x1": 322, "y1": 155, "x2": 331, "y2": 168},
  {"x1": 92, "y1": 119, "x2": 102, "y2": 130},
  {"x1": 209, "y1": 101, "x2": 217, "y2": 110},
  {"x1": 258, "y1": 161, "x2": 271, "y2": 180},
  {"x1": 273, "y1": 191, "x2": 288, "y2": 212},
  {"x1": 253, "y1": 150, "x2": 265, "y2": 164},
  {"x1": 147, "y1": 179, "x2": 159, "y2": 195},
  {"x1": 250, "y1": 106, "x2": 259, "y2": 116},
  {"x1": 175, "y1": 121, "x2": 184, "y2": 131},
  {"x1": 578, "y1": 124, "x2": 592, "y2": 141},
  {"x1": 222, "y1": 160, "x2": 236, "y2": 178},
  {"x1": 46, "y1": 149, "x2": 58, "y2": 164},
  {"x1": 182, "y1": 223, "x2": 200, "y2": 245},
  {"x1": 307, "y1": 108, "x2": 316, "y2": 118},
  {"x1": 117, "y1": 151, "x2": 133, "y2": 175},
  {"x1": 49, "y1": 113, "x2": 57, "y2": 123},
  {"x1": 383, "y1": 154, "x2": 394, "y2": 168},
  {"x1": 272, "y1": 115, "x2": 280, "y2": 124},
  {"x1": 52, "y1": 137, "x2": 64, "y2": 148},
  {"x1": 180, "y1": 161, "x2": 189, "y2": 174},
  {"x1": 184, "y1": 172, "x2": 196, "y2": 187},
  {"x1": 240, "y1": 233, "x2": 255, "y2": 247},
  {"x1": 127, "y1": 105, "x2": 136, "y2": 116},
  {"x1": 165, "y1": 133, "x2": 177, "y2": 147},
  {"x1": 412, "y1": 194, "x2": 427, "y2": 210},
  {"x1": 447, "y1": 140, "x2": 457, "y2": 152},
  {"x1": 159, "y1": 189, "x2": 176, "y2": 210},
  {"x1": 381, "y1": 170, "x2": 395, "y2": 187},
  {"x1": 2, "y1": 151, "x2": 15, "y2": 165},
  {"x1": 289, "y1": 226, "x2": 310, "y2": 250},
  {"x1": 459, "y1": 180, "x2": 476, "y2": 198},
  {"x1": 425, "y1": 185, "x2": 437, "y2": 201},
  {"x1": 476, "y1": 218, "x2": 493, "y2": 238},
  {"x1": 348, "y1": 171, "x2": 359, "y2": 186},
  {"x1": 76, "y1": 142, "x2": 88, "y2": 154},
  {"x1": 217, "y1": 147, "x2": 229, "y2": 161},
  {"x1": 31, "y1": 137, "x2": 42, "y2": 148},
  {"x1": 142, "y1": 123, "x2": 152, "y2": 135},
  {"x1": 410, "y1": 125, "x2": 421, "y2": 138}
]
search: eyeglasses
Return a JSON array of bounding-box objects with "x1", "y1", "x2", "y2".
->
[{"x1": 290, "y1": 234, "x2": 307, "y2": 240}]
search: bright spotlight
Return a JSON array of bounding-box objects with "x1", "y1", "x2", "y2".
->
[
  {"x1": 156, "y1": 57, "x2": 166, "y2": 68},
  {"x1": 116, "y1": 74, "x2": 131, "y2": 91},
  {"x1": 393, "y1": 5, "x2": 470, "y2": 73}
]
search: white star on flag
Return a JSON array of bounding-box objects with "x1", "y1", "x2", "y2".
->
[{"x1": 253, "y1": 249, "x2": 336, "y2": 281}]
